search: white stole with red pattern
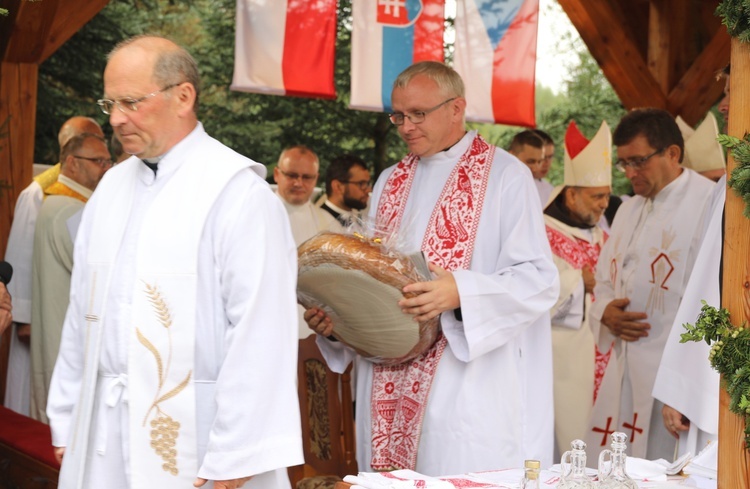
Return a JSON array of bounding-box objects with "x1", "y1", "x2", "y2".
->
[{"x1": 370, "y1": 133, "x2": 494, "y2": 470}]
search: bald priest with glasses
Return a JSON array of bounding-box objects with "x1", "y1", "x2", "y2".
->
[
  {"x1": 305, "y1": 61, "x2": 559, "y2": 475},
  {"x1": 586, "y1": 108, "x2": 714, "y2": 462},
  {"x1": 47, "y1": 35, "x2": 303, "y2": 489}
]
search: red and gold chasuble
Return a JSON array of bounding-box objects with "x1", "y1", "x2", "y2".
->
[{"x1": 370, "y1": 133, "x2": 494, "y2": 470}]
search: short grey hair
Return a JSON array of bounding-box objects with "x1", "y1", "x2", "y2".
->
[{"x1": 393, "y1": 61, "x2": 465, "y2": 98}]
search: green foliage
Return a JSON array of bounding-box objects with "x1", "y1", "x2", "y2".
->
[
  {"x1": 716, "y1": 0, "x2": 750, "y2": 43},
  {"x1": 717, "y1": 133, "x2": 750, "y2": 218},
  {"x1": 681, "y1": 301, "x2": 750, "y2": 449}
]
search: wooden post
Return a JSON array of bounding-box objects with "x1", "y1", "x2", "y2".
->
[{"x1": 718, "y1": 37, "x2": 750, "y2": 489}]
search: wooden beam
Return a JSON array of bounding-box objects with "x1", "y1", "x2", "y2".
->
[
  {"x1": 0, "y1": 61, "x2": 38, "y2": 260},
  {"x1": 3, "y1": 0, "x2": 59, "y2": 63},
  {"x1": 648, "y1": 0, "x2": 686, "y2": 94},
  {"x1": 668, "y1": 27, "x2": 731, "y2": 125},
  {"x1": 558, "y1": 0, "x2": 668, "y2": 110},
  {"x1": 719, "y1": 37, "x2": 750, "y2": 489},
  {"x1": 39, "y1": 0, "x2": 110, "y2": 63}
]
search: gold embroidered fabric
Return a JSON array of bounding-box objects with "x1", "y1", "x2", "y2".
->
[{"x1": 304, "y1": 359, "x2": 332, "y2": 461}]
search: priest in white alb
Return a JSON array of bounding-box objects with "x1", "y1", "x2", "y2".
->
[
  {"x1": 587, "y1": 108, "x2": 714, "y2": 460},
  {"x1": 3, "y1": 116, "x2": 103, "y2": 417},
  {"x1": 543, "y1": 120, "x2": 612, "y2": 457},
  {"x1": 651, "y1": 107, "x2": 730, "y2": 458},
  {"x1": 46, "y1": 35, "x2": 302, "y2": 489},
  {"x1": 305, "y1": 61, "x2": 559, "y2": 475},
  {"x1": 273, "y1": 145, "x2": 342, "y2": 338}
]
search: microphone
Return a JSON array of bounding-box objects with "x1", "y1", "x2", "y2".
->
[{"x1": 0, "y1": 261, "x2": 13, "y2": 285}]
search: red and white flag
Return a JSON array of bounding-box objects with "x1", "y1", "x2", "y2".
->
[{"x1": 232, "y1": 0, "x2": 337, "y2": 99}]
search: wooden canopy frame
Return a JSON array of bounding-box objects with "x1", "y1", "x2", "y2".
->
[{"x1": 0, "y1": 1, "x2": 747, "y2": 486}]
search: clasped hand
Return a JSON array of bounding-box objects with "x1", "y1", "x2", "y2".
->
[{"x1": 601, "y1": 297, "x2": 650, "y2": 342}]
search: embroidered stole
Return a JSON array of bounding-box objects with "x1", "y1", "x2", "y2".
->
[
  {"x1": 370, "y1": 134, "x2": 494, "y2": 470},
  {"x1": 545, "y1": 226, "x2": 603, "y2": 271},
  {"x1": 34, "y1": 163, "x2": 61, "y2": 191},
  {"x1": 45, "y1": 181, "x2": 88, "y2": 203},
  {"x1": 57, "y1": 133, "x2": 250, "y2": 488}
]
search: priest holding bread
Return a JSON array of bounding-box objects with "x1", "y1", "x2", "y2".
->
[{"x1": 305, "y1": 61, "x2": 559, "y2": 475}]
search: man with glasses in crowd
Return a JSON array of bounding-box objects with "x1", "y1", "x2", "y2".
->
[
  {"x1": 587, "y1": 108, "x2": 713, "y2": 460},
  {"x1": 306, "y1": 61, "x2": 559, "y2": 474},
  {"x1": 274, "y1": 145, "x2": 341, "y2": 337},
  {"x1": 47, "y1": 35, "x2": 302, "y2": 489},
  {"x1": 4, "y1": 116, "x2": 104, "y2": 419},
  {"x1": 321, "y1": 154, "x2": 372, "y2": 227},
  {"x1": 29, "y1": 132, "x2": 112, "y2": 423}
]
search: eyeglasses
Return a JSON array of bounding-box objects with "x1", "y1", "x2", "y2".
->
[
  {"x1": 74, "y1": 155, "x2": 113, "y2": 167},
  {"x1": 96, "y1": 83, "x2": 181, "y2": 115},
  {"x1": 341, "y1": 179, "x2": 372, "y2": 190},
  {"x1": 615, "y1": 147, "x2": 665, "y2": 172},
  {"x1": 389, "y1": 97, "x2": 456, "y2": 126},
  {"x1": 279, "y1": 169, "x2": 317, "y2": 183}
]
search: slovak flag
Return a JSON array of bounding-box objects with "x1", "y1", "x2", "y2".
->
[
  {"x1": 454, "y1": 0, "x2": 539, "y2": 127},
  {"x1": 231, "y1": 0, "x2": 337, "y2": 99},
  {"x1": 350, "y1": 0, "x2": 446, "y2": 112}
]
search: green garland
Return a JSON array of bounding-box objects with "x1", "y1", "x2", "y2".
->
[
  {"x1": 716, "y1": 0, "x2": 750, "y2": 42},
  {"x1": 681, "y1": 302, "x2": 750, "y2": 449},
  {"x1": 717, "y1": 134, "x2": 750, "y2": 218}
]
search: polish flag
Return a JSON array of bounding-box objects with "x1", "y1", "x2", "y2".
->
[{"x1": 232, "y1": 0, "x2": 337, "y2": 99}]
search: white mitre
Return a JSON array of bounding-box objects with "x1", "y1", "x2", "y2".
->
[
  {"x1": 563, "y1": 120, "x2": 612, "y2": 187},
  {"x1": 676, "y1": 113, "x2": 725, "y2": 172}
]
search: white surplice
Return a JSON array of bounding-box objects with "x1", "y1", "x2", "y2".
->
[
  {"x1": 587, "y1": 168, "x2": 713, "y2": 459},
  {"x1": 652, "y1": 176, "x2": 725, "y2": 456},
  {"x1": 317, "y1": 131, "x2": 560, "y2": 475},
  {"x1": 47, "y1": 124, "x2": 303, "y2": 489},
  {"x1": 280, "y1": 199, "x2": 343, "y2": 338},
  {"x1": 544, "y1": 215, "x2": 606, "y2": 457},
  {"x1": 3, "y1": 168, "x2": 57, "y2": 415}
]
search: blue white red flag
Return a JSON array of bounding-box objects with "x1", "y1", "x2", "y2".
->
[
  {"x1": 350, "y1": 0, "x2": 446, "y2": 112},
  {"x1": 232, "y1": 0, "x2": 337, "y2": 99},
  {"x1": 454, "y1": 0, "x2": 539, "y2": 127}
]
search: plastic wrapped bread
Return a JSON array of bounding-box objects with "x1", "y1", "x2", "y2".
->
[{"x1": 297, "y1": 232, "x2": 439, "y2": 365}]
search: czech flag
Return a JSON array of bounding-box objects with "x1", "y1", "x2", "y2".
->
[
  {"x1": 231, "y1": 0, "x2": 337, "y2": 99},
  {"x1": 350, "y1": 0, "x2": 446, "y2": 113},
  {"x1": 454, "y1": 0, "x2": 539, "y2": 127}
]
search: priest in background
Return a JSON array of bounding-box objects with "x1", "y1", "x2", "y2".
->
[
  {"x1": 320, "y1": 154, "x2": 372, "y2": 227},
  {"x1": 588, "y1": 108, "x2": 714, "y2": 460},
  {"x1": 273, "y1": 145, "x2": 341, "y2": 338},
  {"x1": 30, "y1": 132, "x2": 112, "y2": 423},
  {"x1": 544, "y1": 120, "x2": 612, "y2": 458},
  {"x1": 4, "y1": 116, "x2": 103, "y2": 417},
  {"x1": 675, "y1": 113, "x2": 726, "y2": 182}
]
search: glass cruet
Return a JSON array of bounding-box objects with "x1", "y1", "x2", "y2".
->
[
  {"x1": 558, "y1": 439, "x2": 595, "y2": 489},
  {"x1": 598, "y1": 432, "x2": 638, "y2": 489}
]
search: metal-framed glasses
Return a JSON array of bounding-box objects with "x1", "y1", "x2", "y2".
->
[
  {"x1": 74, "y1": 155, "x2": 113, "y2": 167},
  {"x1": 279, "y1": 169, "x2": 317, "y2": 183},
  {"x1": 97, "y1": 83, "x2": 180, "y2": 115},
  {"x1": 389, "y1": 97, "x2": 456, "y2": 126},
  {"x1": 341, "y1": 179, "x2": 372, "y2": 190},
  {"x1": 615, "y1": 147, "x2": 665, "y2": 172}
]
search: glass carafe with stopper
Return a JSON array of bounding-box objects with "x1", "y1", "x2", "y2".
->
[
  {"x1": 521, "y1": 459, "x2": 541, "y2": 489},
  {"x1": 598, "y1": 432, "x2": 638, "y2": 489},
  {"x1": 558, "y1": 439, "x2": 595, "y2": 489}
]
